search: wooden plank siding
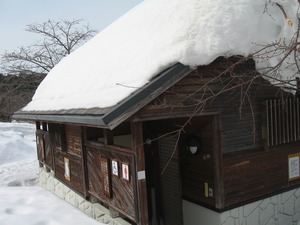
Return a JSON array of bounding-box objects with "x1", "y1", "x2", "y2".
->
[
  {"x1": 54, "y1": 124, "x2": 85, "y2": 194},
  {"x1": 179, "y1": 116, "x2": 216, "y2": 207},
  {"x1": 36, "y1": 130, "x2": 53, "y2": 170},
  {"x1": 223, "y1": 142, "x2": 300, "y2": 208},
  {"x1": 133, "y1": 57, "x2": 297, "y2": 210},
  {"x1": 135, "y1": 57, "x2": 291, "y2": 154},
  {"x1": 85, "y1": 142, "x2": 136, "y2": 222}
]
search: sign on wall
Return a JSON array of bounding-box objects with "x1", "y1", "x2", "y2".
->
[
  {"x1": 112, "y1": 160, "x2": 119, "y2": 176},
  {"x1": 288, "y1": 153, "x2": 300, "y2": 181},
  {"x1": 122, "y1": 163, "x2": 130, "y2": 181},
  {"x1": 64, "y1": 157, "x2": 71, "y2": 181},
  {"x1": 100, "y1": 157, "x2": 111, "y2": 197}
]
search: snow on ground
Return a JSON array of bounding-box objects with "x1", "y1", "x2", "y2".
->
[
  {"x1": 0, "y1": 122, "x2": 36, "y2": 165},
  {"x1": 0, "y1": 159, "x2": 38, "y2": 187},
  {"x1": 0, "y1": 122, "x2": 102, "y2": 225}
]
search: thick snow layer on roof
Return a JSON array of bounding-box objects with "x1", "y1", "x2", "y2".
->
[{"x1": 24, "y1": 0, "x2": 299, "y2": 111}]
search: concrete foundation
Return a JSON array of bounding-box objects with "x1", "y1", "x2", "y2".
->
[
  {"x1": 39, "y1": 167, "x2": 131, "y2": 225},
  {"x1": 183, "y1": 188, "x2": 300, "y2": 225},
  {"x1": 40, "y1": 167, "x2": 300, "y2": 225}
]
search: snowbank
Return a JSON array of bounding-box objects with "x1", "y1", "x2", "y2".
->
[
  {"x1": 0, "y1": 122, "x2": 102, "y2": 225},
  {"x1": 0, "y1": 159, "x2": 38, "y2": 187},
  {"x1": 24, "y1": 0, "x2": 299, "y2": 111},
  {"x1": 0, "y1": 122, "x2": 36, "y2": 165},
  {"x1": 0, "y1": 187, "x2": 101, "y2": 225}
]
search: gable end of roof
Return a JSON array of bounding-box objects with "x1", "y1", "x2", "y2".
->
[{"x1": 13, "y1": 63, "x2": 191, "y2": 129}]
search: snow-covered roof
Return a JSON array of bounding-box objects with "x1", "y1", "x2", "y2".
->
[{"x1": 23, "y1": 0, "x2": 299, "y2": 112}]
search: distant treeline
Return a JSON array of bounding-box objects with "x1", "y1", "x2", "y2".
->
[{"x1": 0, "y1": 73, "x2": 45, "y2": 121}]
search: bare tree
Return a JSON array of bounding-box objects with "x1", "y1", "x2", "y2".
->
[
  {"x1": 159, "y1": 3, "x2": 300, "y2": 173},
  {"x1": 1, "y1": 19, "x2": 97, "y2": 75}
]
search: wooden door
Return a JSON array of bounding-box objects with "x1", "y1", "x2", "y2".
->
[
  {"x1": 145, "y1": 134, "x2": 183, "y2": 225},
  {"x1": 159, "y1": 135, "x2": 183, "y2": 225}
]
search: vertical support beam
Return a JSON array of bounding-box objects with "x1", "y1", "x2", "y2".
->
[
  {"x1": 296, "y1": 98, "x2": 300, "y2": 140},
  {"x1": 47, "y1": 123, "x2": 55, "y2": 173},
  {"x1": 213, "y1": 114, "x2": 224, "y2": 209},
  {"x1": 42, "y1": 122, "x2": 48, "y2": 131},
  {"x1": 274, "y1": 99, "x2": 278, "y2": 145},
  {"x1": 262, "y1": 101, "x2": 269, "y2": 148},
  {"x1": 293, "y1": 99, "x2": 297, "y2": 141},
  {"x1": 131, "y1": 122, "x2": 148, "y2": 225},
  {"x1": 81, "y1": 127, "x2": 89, "y2": 199},
  {"x1": 103, "y1": 129, "x2": 114, "y2": 145},
  {"x1": 270, "y1": 100, "x2": 274, "y2": 146},
  {"x1": 36, "y1": 121, "x2": 41, "y2": 130},
  {"x1": 36, "y1": 121, "x2": 43, "y2": 168}
]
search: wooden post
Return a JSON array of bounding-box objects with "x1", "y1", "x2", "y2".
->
[
  {"x1": 131, "y1": 122, "x2": 148, "y2": 225},
  {"x1": 36, "y1": 121, "x2": 41, "y2": 130},
  {"x1": 103, "y1": 129, "x2": 114, "y2": 145},
  {"x1": 213, "y1": 114, "x2": 224, "y2": 209},
  {"x1": 81, "y1": 127, "x2": 89, "y2": 199}
]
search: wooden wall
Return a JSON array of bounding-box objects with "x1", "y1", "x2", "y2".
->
[
  {"x1": 85, "y1": 142, "x2": 137, "y2": 222},
  {"x1": 135, "y1": 57, "x2": 290, "y2": 154},
  {"x1": 34, "y1": 57, "x2": 299, "y2": 218},
  {"x1": 36, "y1": 130, "x2": 53, "y2": 169},
  {"x1": 143, "y1": 116, "x2": 217, "y2": 208},
  {"x1": 135, "y1": 57, "x2": 297, "y2": 210},
  {"x1": 53, "y1": 124, "x2": 85, "y2": 194},
  {"x1": 180, "y1": 118, "x2": 215, "y2": 207},
  {"x1": 36, "y1": 122, "x2": 138, "y2": 222},
  {"x1": 223, "y1": 142, "x2": 300, "y2": 208}
]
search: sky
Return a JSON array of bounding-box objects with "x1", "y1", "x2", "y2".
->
[
  {"x1": 22, "y1": 0, "x2": 299, "y2": 112},
  {"x1": 0, "y1": 0, "x2": 142, "y2": 55}
]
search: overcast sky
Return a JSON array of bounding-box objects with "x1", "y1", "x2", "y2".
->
[{"x1": 0, "y1": 0, "x2": 142, "y2": 55}]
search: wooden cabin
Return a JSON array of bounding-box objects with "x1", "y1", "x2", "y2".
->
[{"x1": 14, "y1": 56, "x2": 300, "y2": 225}]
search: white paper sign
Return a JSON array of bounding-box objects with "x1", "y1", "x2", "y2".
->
[
  {"x1": 122, "y1": 164, "x2": 129, "y2": 181},
  {"x1": 289, "y1": 156, "x2": 300, "y2": 180},
  {"x1": 112, "y1": 160, "x2": 119, "y2": 176}
]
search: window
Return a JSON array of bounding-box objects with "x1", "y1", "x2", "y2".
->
[
  {"x1": 263, "y1": 98, "x2": 300, "y2": 146},
  {"x1": 49, "y1": 124, "x2": 66, "y2": 152},
  {"x1": 85, "y1": 127, "x2": 104, "y2": 142},
  {"x1": 85, "y1": 123, "x2": 132, "y2": 147}
]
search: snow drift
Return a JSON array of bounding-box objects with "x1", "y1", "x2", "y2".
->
[
  {"x1": 0, "y1": 122, "x2": 36, "y2": 165},
  {"x1": 23, "y1": 0, "x2": 299, "y2": 111},
  {"x1": 0, "y1": 122, "x2": 102, "y2": 225}
]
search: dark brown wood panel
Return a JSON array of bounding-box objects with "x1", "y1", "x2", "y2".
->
[
  {"x1": 36, "y1": 131, "x2": 45, "y2": 163},
  {"x1": 134, "y1": 57, "x2": 296, "y2": 211},
  {"x1": 54, "y1": 148, "x2": 85, "y2": 194},
  {"x1": 131, "y1": 122, "x2": 148, "y2": 225},
  {"x1": 44, "y1": 132, "x2": 53, "y2": 169},
  {"x1": 135, "y1": 57, "x2": 292, "y2": 154},
  {"x1": 53, "y1": 124, "x2": 84, "y2": 194},
  {"x1": 223, "y1": 142, "x2": 300, "y2": 208},
  {"x1": 86, "y1": 143, "x2": 136, "y2": 222},
  {"x1": 65, "y1": 125, "x2": 82, "y2": 157},
  {"x1": 36, "y1": 130, "x2": 53, "y2": 170},
  {"x1": 143, "y1": 116, "x2": 216, "y2": 208}
]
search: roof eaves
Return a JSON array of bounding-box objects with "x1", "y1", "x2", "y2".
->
[
  {"x1": 13, "y1": 112, "x2": 108, "y2": 128},
  {"x1": 13, "y1": 63, "x2": 191, "y2": 129},
  {"x1": 102, "y1": 62, "x2": 191, "y2": 129}
]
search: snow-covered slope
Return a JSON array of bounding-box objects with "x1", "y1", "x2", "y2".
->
[
  {"x1": 0, "y1": 186, "x2": 102, "y2": 225},
  {"x1": 23, "y1": 0, "x2": 299, "y2": 111},
  {"x1": 0, "y1": 122, "x2": 102, "y2": 225},
  {"x1": 0, "y1": 122, "x2": 36, "y2": 165}
]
